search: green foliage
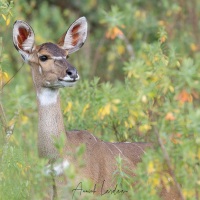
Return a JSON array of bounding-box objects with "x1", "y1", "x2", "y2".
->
[
  {"x1": 0, "y1": 0, "x2": 200, "y2": 199},
  {"x1": 0, "y1": 0, "x2": 13, "y2": 27},
  {"x1": 0, "y1": 144, "x2": 29, "y2": 199}
]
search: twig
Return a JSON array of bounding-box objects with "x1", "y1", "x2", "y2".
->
[
  {"x1": 0, "y1": 100, "x2": 8, "y2": 133},
  {"x1": 49, "y1": 163, "x2": 58, "y2": 200},
  {"x1": 0, "y1": 97, "x2": 17, "y2": 136},
  {"x1": 52, "y1": 175, "x2": 58, "y2": 200},
  {"x1": 120, "y1": 34, "x2": 135, "y2": 60},
  {"x1": 0, "y1": 94, "x2": 18, "y2": 138},
  {"x1": 1, "y1": 62, "x2": 24, "y2": 89},
  {"x1": 153, "y1": 125, "x2": 185, "y2": 200},
  {"x1": 112, "y1": 121, "x2": 120, "y2": 141}
]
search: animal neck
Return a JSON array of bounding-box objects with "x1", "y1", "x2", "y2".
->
[{"x1": 36, "y1": 88, "x2": 66, "y2": 160}]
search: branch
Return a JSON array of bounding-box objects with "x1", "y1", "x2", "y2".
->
[
  {"x1": 120, "y1": 34, "x2": 135, "y2": 60},
  {"x1": 0, "y1": 100, "x2": 8, "y2": 133},
  {"x1": 112, "y1": 121, "x2": 120, "y2": 141},
  {"x1": 0, "y1": 92, "x2": 16, "y2": 137},
  {"x1": 153, "y1": 125, "x2": 185, "y2": 200}
]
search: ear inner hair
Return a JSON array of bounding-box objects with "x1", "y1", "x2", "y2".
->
[{"x1": 17, "y1": 27, "x2": 29, "y2": 50}]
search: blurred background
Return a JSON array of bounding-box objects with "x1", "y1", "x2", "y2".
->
[
  {"x1": 1, "y1": 0, "x2": 199, "y2": 82},
  {"x1": 0, "y1": 0, "x2": 200, "y2": 199}
]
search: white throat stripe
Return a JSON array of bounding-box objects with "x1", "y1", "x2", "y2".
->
[{"x1": 37, "y1": 88, "x2": 58, "y2": 106}]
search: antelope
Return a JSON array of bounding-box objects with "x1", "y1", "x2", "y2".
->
[{"x1": 13, "y1": 17, "x2": 180, "y2": 200}]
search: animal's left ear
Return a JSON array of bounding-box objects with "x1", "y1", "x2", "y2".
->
[{"x1": 58, "y1": 17, "x2": 87, "y2": 54}]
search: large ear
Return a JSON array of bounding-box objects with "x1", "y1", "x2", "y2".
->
[
  {"x1": 13, "y1": 20, "x2": 35, "y2": 61},
  {"x1": 58, "y1": 17, "x2": 87, "y2": 54}
]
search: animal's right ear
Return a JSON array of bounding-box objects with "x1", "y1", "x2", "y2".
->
[{"x1": 13, "y1": 20, "x2": 35, "y2": 61}]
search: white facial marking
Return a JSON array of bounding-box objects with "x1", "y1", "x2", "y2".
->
[
  {"x1": 39, "y1": 66, "x2": 43, "y2": 75},
  {"x1": 37, "y1": 88, "x2": 58, "y2": 106},
  {"x1": 51, "y1": 56, "x2": 66, "y2": 60},
  {"x1": 44, "y1": 160, "x2": 70, "y2": 176}
]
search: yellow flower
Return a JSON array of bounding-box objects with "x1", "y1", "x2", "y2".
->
[
  {"x1": 1, "y1": 14, "x2": 10, "y2": 26},
  {"x1": 124, "y1": 116, "x2": 135, "y2": 128},
  {"x1": 21, "y1": 115, "x2": 28, "y2": 125},
  {"x1": 0, "y1": 71, "x2": 10, "y2": 84},
  {"x1": 64, "y1": 102, "x2": 72, "y2": 113},
  {"x1": 17, "y1": 162, "x2": 23, "y2": 169},
  {"x1": 82, "y1": 103, "x2": 90, "y2": 116},
  {"x1": 98, "y1": 100, "x2": 119, "y2": 119},
  {"x1": 98, "y1": 103, "x2": 111, "y2": 119},
  {"x1": 6, "y1": 17, "x2": 10, "y2": 26},
  {"x1": 139, "y1": 124, "x2": 151, "y2": 132},
  {"x1": 190, "y1": 43, "x2": 198, "y2": 52},
  {"x1": 112, "y1": 99, "x2": 121, "y2": 104},
  {"x1": 153, "y1": 55, "x2": 159, "y2": 63},
  {"x1": 1, "y1": 14, "x2": 6, "y2": 21},
  {"x1": 183, "y1": 189, "x2": 195, "y2": 198},
  {"x1": 134, "y1": 10, "x2": 146, "y2": 20},
  {"x1": 117, "y1": 45, "x2": 125, "y2": 55},
  {"x1": 147, "y1": 161, "x2": 155, "y2": 174},
  {"x1": 148, "y1": 174, "x2": 160, "y2": 187},
  {"x1": 161, "y1": 174, "x2": 172, "y2": 192},
  {"x1": 169, "y1": 85, "x2": 174, "y2": 93}
]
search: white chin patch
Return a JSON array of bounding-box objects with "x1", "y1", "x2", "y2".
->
[
  {"x1": 60, "y1": 81, "x2": 76, "y2": 87},
  {"x1": 62, "y1": 74, "x2": 80, "y2": 82},
  {"x1": 59, "y1": 74, "x2": 79, "y2": 87}
]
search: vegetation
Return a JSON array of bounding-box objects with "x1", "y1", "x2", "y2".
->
[{"x1": 0, "y1": 0, "x2": 200, "y2": 199}]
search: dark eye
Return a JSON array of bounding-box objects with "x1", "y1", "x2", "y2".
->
[
  {"x1": 39, "y1": 55, "x2": 48, "y2": 62},
  {"x1": 66, "y1": 55, "x2": 69, "y2": 59}
]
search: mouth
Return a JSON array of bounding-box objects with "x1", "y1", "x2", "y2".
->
[
  {"x1": 58, "y1": 74, "x2": 80, "y2": 83},
  {"x1": 45, "y1": 75, "x2": 80, "y2": 89},
  {"x1": 57, "y1": 74, "x2": 80, "y2": 87}
]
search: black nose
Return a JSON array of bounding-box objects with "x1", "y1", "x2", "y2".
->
[{"x1": 66, "y1": 67, "x2": 78, "y2": 79}]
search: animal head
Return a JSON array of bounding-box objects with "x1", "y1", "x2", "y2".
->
[{"x1": 13, "y1": 17, "x2": 87, "y2": 89}]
